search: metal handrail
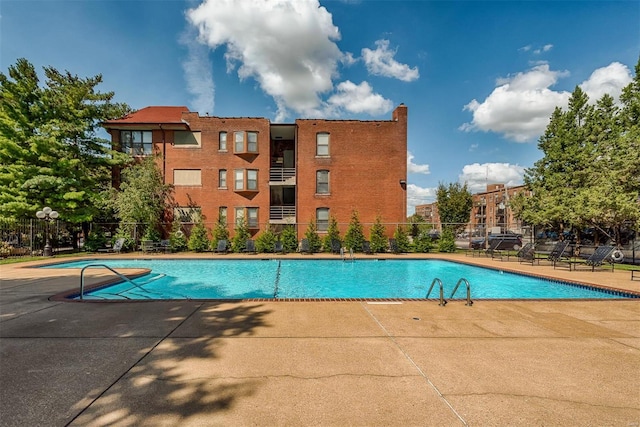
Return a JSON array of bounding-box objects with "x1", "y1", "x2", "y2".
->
[
  {"x1": 79, "y1": 264, "x2": 138, "y2": 301},
  {"x1": 426, "y1": 278, "x2": 447, "y2": 306},
  {"x1": 451, "y1": 278, "x2": 473, "y2": 306}
]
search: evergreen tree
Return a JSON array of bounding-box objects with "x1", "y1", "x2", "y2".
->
[
  {"x1": 393, "y1": 225, "x2": 411, "y2": 253},
  {"x1": 280, "y1": 225, "x2": 299, "y2": 253},
  {"x1": 169, "y1": 218, "x2": 187, "y2": 252},
  {"x1": 187, "y1": 216, "x2": 210, "y2": 252},
  {"x1": 343, "y1": 210, "x2": 365, "y2": 252},
  {"x1": 304, "y1": 220, "x2": 322, "y2": 253},
  {"x1": 231, "y1": 217, "x2": 250, "y2": 252},
  {"x1": 437, "y1": 228, "x2": 457, "y2": 253},
  {"x1": 255, "y1": 226, "x2": 277, "y2": 253},
  {"x1": 369, "y1": 215, "x2": 388, "y2": 253},
  {"x1": 322, "y1": 216, "x2": 341, "y2": 252},
  {"x1": 211, "y1": 216, "x2": 230, "y2": 248}
]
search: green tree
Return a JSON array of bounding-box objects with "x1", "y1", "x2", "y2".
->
[
  {"x1": 255, "y1": 226, "x2": 277, "y2": 253},
  {"x1": 0, "y1": 58, "x2": 130, "y2": 243},
  {"x1": 413, "y1": 225, "x2": 434, "y2": 253},
  {"x1": 304, "y1": 220, "x2": 322, "y2": 253},
  {"x1": 231, "y1": 218, "x2": 250, "y2": 252},
  {"x1": 437, "y1": 228, "x2": 457, "y2": 253},
  {"x1": 211, "y1": 217, "x2": 230, "y2": 249},
  {"x1": 187, "y1": 216, "x2": 210, "y2": 252},
  {"x1": 280, "y1": 225, "x2": 299, "y2": 253},
  {"x1": 436, "y1": 182, "x2": 473, "y2": 234},
  {"x1": 369, "y1": 215, "x2": 388, "y2": 253},
  {"x1": 322, "y1": 216, "x2": 341, "y2": 252},
  {"x1": 169, "y1": 218, "x2": 188, "y2": 252},
  {"x1": 393, "y1": 225, "x2": 411, "y2": 253},
  {"x1": 343, "y1": 210, "x2": 365, "y2": 252},
  {"x1": 109, "y1": 156, "x2": 172, "y2": 242}
]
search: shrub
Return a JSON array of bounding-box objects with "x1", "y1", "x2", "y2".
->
[
  {"x1": 344, "y1": 210, "x2": 365, "y2": 252},
  {"x1": 211, "y1": 217, "x2": 230, "y2": 249},
  {"x1": 256, "y1": 226, "x2": 277, "y2": 253},
  {"x1": 169, "y1": 219, "x2": 187, "y2": 252},
  {"x1": 188, "y1": 219, "x2": 210, "y2": 252},
  {"x1": 281, "y1": 225, "x2": 298, "y2": 253},
  {"x1": 437, "y1": 228, "x2": 457, "y2": 253},
  {"x1": 84, "y1": 228, "x2": 108, "y2": 252},
  {"x1": 231, "y1": 218, "x2": 250, "y2": 252},
  {"x1": 413, "y1": 231, "x2": 434, "y2": 253},
  {"x1": 393, "y1": 225, "x2": 411, "y2": 253},
  {"x1": 304, "y1": 220, "x2": 322, "y2": 253},
  {"x1": 369, "y1": 215, "x2": 387, "y2": 253},
  {"x1": 322, "y1": 216, "x2": 340, "y2": 252}
]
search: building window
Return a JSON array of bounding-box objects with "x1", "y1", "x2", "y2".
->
[
  {"x1": 174, "y1": 207, "x2": 201, "y2": 223},
  {"x1": 121, "y1": 130, "x2": 152, "y2": 156},
  {"x1": 316, "y1": 133, "x2": 329, "y2": 156},
  {"x1": 247, "y1": 207, "x2": 258, "y2": 228},
  {"x1": 235, "y1": 207, "x2": 245, "y2": 226},
  {"x1": 316, "y1": 170, "x2": 329, "y2": 194},
  {"x1": 219, "y1": 132, "x2": 227, "y2": 151},
  {"x1": 247, "y1": 132, "x2": 258, "y2": 152},
  {"x1": 219, "y1": 169, "x2": 227, "y2": 188},
  {"x1": 173, "y1": 169, "x2": 202, "y2": 186},
  {"x1": 317, "y1": 208, "x2": 329, "y2": 231},
  {"x1": 233, "y1": 131, "x2": 259, "y2": 153},
  {"x1": 174, "y1": 131, "x2": 201, "y2": 147},
  {"x1": 234, "y1": 169, "x2": 258, "y2": 191},
  {"x1": 219, "y1": 207, "x2": 227, "y2": 224}
]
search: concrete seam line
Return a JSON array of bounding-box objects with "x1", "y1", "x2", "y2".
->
[{"x1": 360, "y1": 301, "x2": 469, "y2": 427}]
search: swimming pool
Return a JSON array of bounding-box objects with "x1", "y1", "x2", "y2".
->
[{"x1": 45, "y1": 259, "x2": 638, "y2": 300}]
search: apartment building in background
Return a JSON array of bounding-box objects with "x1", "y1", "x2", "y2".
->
[{"x1": 103, "y1": 104, "x2": 408, "y2": 239}]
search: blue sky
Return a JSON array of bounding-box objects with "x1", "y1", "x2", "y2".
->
[{"x1": 2, "y1": 0, "x2": 639, "y2": 214}]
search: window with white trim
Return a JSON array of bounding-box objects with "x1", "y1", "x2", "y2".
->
[
  {"x1": 219, "y1": 169, "x2": 227, "y2": 189},
  {"x1": 233, "y1": 131, "x2": 259, "y2": 153},
  {"x1": 316, "y1": 170, "x2": 329, "y2": 194},
  {"x1": 317, "y1": 208, "x2": 329, "y2": 231},
  {"x1": 219, "y1": 206, "x2": 227, "y2": 224},
  {"x1": 234, "y1": 169, "x2": 258, "y2": 191},
  {"x1": 219, "y1": 132, "x2": 227, "y2": 151},
  {"x1": 316, "y1": 132, "x2": 329, "y2": 156}
]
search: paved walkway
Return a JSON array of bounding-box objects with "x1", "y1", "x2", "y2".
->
[{"x1": 1, "y1": 254, "x2": 638, "y2": 426}]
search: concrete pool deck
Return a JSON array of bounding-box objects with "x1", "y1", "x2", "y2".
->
[{"x1": 1, "y1": 253, "x2": 638, "y2": 426}]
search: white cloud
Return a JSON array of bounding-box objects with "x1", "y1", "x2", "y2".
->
[
  {"x1": 407, "y1": 183, "x2": 437, "y2": 214},
  {"x1": 580, "y1": 62, "x2": 633, "y2": 103},
  {"x1": 180, "y1": 28, "x2": 215, "y2": 114},
  {"x1": 533, "y1": 44, "x2": 553, "y2": 54},
  {"x1": 407, "y1": 151, "x2": 430, "y2": 175},
  {"x1": 459, "y1": 163, "x2": 525, "y2": 194},
  {"x1": 186, "y1": 0, "x2": 343, "y2": 121},
  {"x1": 327, "y1": 81, "x2": 393, "y2": 115},
  {"x1": 361, "y1": 39, "x2": 419, "y2": 82},
  {"x1": 460, "y1": 62, "x2": 632, "y2": 143}
]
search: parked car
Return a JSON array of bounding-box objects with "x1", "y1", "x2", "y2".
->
[{"x1": 469, "y1": 234, "x2": 523, "y2": 250}]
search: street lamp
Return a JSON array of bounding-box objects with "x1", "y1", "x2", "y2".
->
[{"x1": 36, "y1": 207, "x2": 59, "y2": 256}]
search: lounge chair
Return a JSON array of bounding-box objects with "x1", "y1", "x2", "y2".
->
[
  {"x1": 484, "y1": 238, "x2": 504, "y2": 258},
  {"x1": 215, "y1": 239, "x2": 228, "y2": 254},
  {"x1": 159, "y1": 239, "x2": 171, "y2": 253},
  {"x1": 243, "y1": 239, "x2": 256, "y2": 254},
  {"x1": 362, "y1": 240, "x2": 372, "y2": 254},
  {"x1": 98, "y1": 237, "x2": 125, "y2": 254},
  {"x1": 141, "y1": 239, "x2": 160, "y2": 254},
  {"x1": 547, "y1": 241, "x2": 572, "y2": 269},
  {"x1": 516, "y1": 242, "x2": 537, "y2": 265},
  {"x1": 389, "y1": 238, "x2": 398, "y2": 253},
  {"x1": 274, "y1": 241, "x2": 284, "y2": 254},
  {"x1": 572, "y1": 245, "x2": 615, "y2": 272},
  {"x1": 299, "y1": 238, "x2": 311, "y2": 254},
  {"x1": 330, "y1": 239, "x2": 342, "y2": 254}
]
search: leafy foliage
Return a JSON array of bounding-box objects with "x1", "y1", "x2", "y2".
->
[
  {"x1": 211, "y1": 217, "x2": 230, "y2": 249},
  {"x1": 393, "y1": 225, "x2": 411, "y2": 253},
  {"x1": 304, "y1": 220, "x2": 322, "y2": 253},
  {"x1": 187, "y1": 217, "x2": 210, "y2": 252},
  {"x1": 0, "y1": 58, "x2": 130, "y2": 222},
  {"x1": 436, "y1": 182, "x2": 473, "y2": 234},
  {"x1": 413, "y1": 226, "x2": 435, "y2": 253},
  {"x1": 519, "y1": 59, "x2": 640, "y2": 244},
  {"x1": 343, "y1": 210, "x2": 365, "y2": 252},
  {"x1": 169, "y1": 218, "x2": 187, "y2": 252},
  {"x1": 369, "y1": 215, "x2": 388, "y2": 253},
  {"x1": 437, "y1": 228, "x2": 457, "y2": 253},
  {"x1": 231, "y1": 218, "x2": 250, "y2": 252},
  {"x1": 280, "y1": 225, "x2": 299, "y2": 253},
  {"x1": 255, "y1": 226, "x2": 277, "y2": 253},
  {"x1": 322, "y1": 216, "x2": 341, "y2": 252}
]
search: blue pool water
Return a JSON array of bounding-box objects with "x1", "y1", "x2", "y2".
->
[{"x1": 44, "y1": 259, "x2": 637, "y2": 300}]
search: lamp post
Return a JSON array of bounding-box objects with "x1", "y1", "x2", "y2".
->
[{"x1": 36, "y1": 207, "x2": 59, "y2": 256}]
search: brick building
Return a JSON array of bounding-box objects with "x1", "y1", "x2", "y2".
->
[
  {"x1": 414, "y1": 202, "x2": 440, "y2": 225},
  {"x1": 103, "y1": 104, "x2": 408, "y2": 239},
  {"x1": 470, "y1": 184, "x2": 530, "y2": 235}
]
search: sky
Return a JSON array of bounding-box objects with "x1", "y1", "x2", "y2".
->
[{"x1": 2, "y1": 0, "x2": 639, "y2": 215}]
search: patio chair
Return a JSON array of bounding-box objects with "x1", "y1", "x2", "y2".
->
[
  {"x1": 159, "y1": 239, "x2": 171, "y2": 254},
  {"x1": 362, "y1": 240, "x2": 372, "y2": 254},
  {"x1": 274, "y1": 241, "x2": 284, "y2": 254},
  {"x1": 141, "y1": 240, "x2": 160, "y2": 254},
  {"x1": 484, "y1": 238, "x2": 504, "y2": 258},
  {"x1": 299, "y1": 238, "x2": 311, "y2": 254},
  {"x1": 547, "y1": 240, "x2": 572, "y2": 269},
  {"x1": 215, "y1": 239, "x2": 228, "y2": 254},
  {"x1": 572, "y1": 245, "x2": 615, "y2": 272},
  {"x1": 98, "y1": 237, "x2": 125, "y2": 254},
  {"x1": 330, "y1": 239, "x2": 342, "y2": 254},
  {"x1": 389, "y1": 238, "x2": 399, "y2": 253},
  {"x1": 243, "y1": 239, "x2": 256, "y2": 254},
  {"x1": 516, "y1": 242, "x2": 537, "y2": 265}
]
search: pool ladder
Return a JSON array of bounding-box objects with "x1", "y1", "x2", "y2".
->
[
  {"x1": 79, "y1": 264, "x2": 138, "y2": 301},
  {"x1": 426, "y1": 278, "x2": 473, "y2": 306},
  {"x1": 340, "y1": 247, "x2": 355, "y2": 262}
]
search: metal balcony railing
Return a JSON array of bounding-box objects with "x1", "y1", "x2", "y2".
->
[
  {"x1": 269, "y1": 168, "x2": 296, "y2": 183},
  {"x1": 270, "y1": 206, "x2": 296, "y2": 220}
]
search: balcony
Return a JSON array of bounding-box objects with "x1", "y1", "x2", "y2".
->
[
  {"x1": 270, "y1": 206, "x2": 296, "y2": 223},
  {"x1": 269, "y1": 168, "x2": 296, "y2": 185}
]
